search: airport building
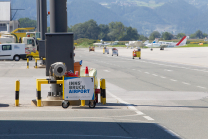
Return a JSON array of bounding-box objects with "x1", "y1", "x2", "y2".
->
[{"x1": 0, "y1": 1, "x2": 19, "y2": 33}]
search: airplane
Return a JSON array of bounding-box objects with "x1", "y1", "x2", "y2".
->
[
  {"x1": 145, "y1": 36, "x2": 187, "y2": 51},
  {"x1": 93, "y1": 39, "x2": 111, "y2": 47},
  {"x1": 125, "y1": 41, "x2": 143, "y2": 49}
]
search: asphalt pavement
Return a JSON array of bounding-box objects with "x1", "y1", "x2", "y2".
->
[{"x1": 0, "y1": 47, "x2": 208, "y2": 139}]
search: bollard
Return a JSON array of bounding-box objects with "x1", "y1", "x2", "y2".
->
[
  {"x1": 35, "y1": 59, "x2": 38, "y2": 68},
  {"x1": 100, "y1": 79, "x2": 103, "y2": 103},
  {"x1": 15, "y1": 80, "x2": 20, "y2": 106},
  {"x1": 36, "y1": 79, "x2": 42, "y2": 107},
  {"x1": 27, "y1": 58, "x2": 29, "y2": 69},
  {"x1": 35, "y1": 58, "x2": 40, "y2": 68},
  {"x1": 101, "y1": 79, "x2": 106, "y2": 105},
  {"x1": 81, "y1": 100, "x2": 85, "y2": 106}
]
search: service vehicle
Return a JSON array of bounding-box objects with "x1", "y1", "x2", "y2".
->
[
  {"x1": 0, "y1": 43, "x2": 26, "y2": 61},
  {"x1": 0, "y1": 35, "x2": 16, "y2": 44}
]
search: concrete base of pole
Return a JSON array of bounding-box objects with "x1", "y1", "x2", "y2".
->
[
  {"x1": 34, "y1": 65, "x2": 46, "y2": 68},
  {"x1": 31, "y1": 99, "x2": 86, "y2": 106}
]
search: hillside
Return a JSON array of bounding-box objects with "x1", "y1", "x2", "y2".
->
[
  {"x1": 67, "y1": 0, "x2": 129, "y2": 26},
  {"x1": 5, "y1": 0, "x2": 208, "y2": 35}
]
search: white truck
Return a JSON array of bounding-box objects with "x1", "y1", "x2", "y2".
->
[
  {"x1": 0, "y1": 35, "x2": 16, "y2": 44},
  {"x1": 0, "y1": 33, "x2": 39, "y2": 60},
  {"x1": 0, "y1": 43, "x2": 26, "y2": 61}
]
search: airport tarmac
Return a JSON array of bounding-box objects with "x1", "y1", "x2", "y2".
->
[{"x1": 0, "y1": 47, "x2": 208, "y2": 139}]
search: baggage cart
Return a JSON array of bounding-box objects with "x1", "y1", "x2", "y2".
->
[{"x1": 112, "y1": 48, "x2": 118, "y2": 56}]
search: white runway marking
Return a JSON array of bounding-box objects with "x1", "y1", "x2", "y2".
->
[
  {"x1": 157, "y1": 124, "x2": 180, "y2": 137},
  {"x1": 143, "y1": 116, "x2": 154, "y2": 121},
  {"x1": 197, "y1": 86, "x2": 206, "y2": 89},
  {"x1": 164, "y1": 69, "x2": 172, "y2": 72},
  {"x1": 145, "y1": 72, "x2": 150, "y2": 74},
  {"x1": 165, "y1": 130, "x2": 180, "y2": 137},
  {"x1": 152, "y1": 74, "x2": 158, "y2": 76},
  {"x1": 160, "y1": 76, "x2": 166, "y2": 78},
  {"x1": 138, "y1": 70, "x2": 141, "y2": 72},
  {"x1": 107, "y1": 90, "x2": 145, "y2": 116},
  {"x1": 182, "y1": 82, "x2": 190, "y2": 85},
  {"x1": 104, "y1": 70, "x2": 110, "y2": 72},
  {"x1": 135, "y1": 111, "x2": 144, "y2": 115},
  {"x1": 132, "y1": 69, "x2": 136, "y2": 70},
  {"x1": 170, "y1": 79, "x2": 177, "y2": 82},
  {"x1": 141, "y1": 60, "x2": 208, "y2": 73}
]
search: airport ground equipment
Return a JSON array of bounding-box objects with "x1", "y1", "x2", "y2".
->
[
  {"x1": 112, "y1": 48, "x2": 118, "y2": 56},
  {"x1": 15, "y1": 80, "x2": 20, "y2": 106},
  {"x1": 199, "y1": 43, "x2": 203, "y2": 45},
  {"x1": 63, "y1": 66, "x2": 96, "y2": 108},
  {"x1": 11, "y1": 27, "x2": 35, "y2": 42},
  {"x1": 0, "y1": 35, "x2": 16, "y2": 44},
  {"x1": 89, "y1": 46, "x2": 95, "y2": 52},
  {"x1": 35, "y1": 62, "x2": 99, "y2": 108},
  {"x1": 132, "y1": 48, "x2": 141, "y2": 59},
  {"x1": 103, "y1": 46, "x2": 109, "y2": 54}
]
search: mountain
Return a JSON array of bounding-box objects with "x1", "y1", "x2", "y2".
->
[
  {"x1": 67, "y1": 0, "x2": 129, "y2": 26},
  {"x1": 5, "y1": 0, "x2": 208, "y2": 35}
]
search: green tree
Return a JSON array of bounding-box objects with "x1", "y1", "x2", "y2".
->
[
  {"x1": 84, "y1": 19, "x2": 100, "y2": 40},
  {"x1": 189, "y1": 34, "x2": 196, "y2": 39},
  {"x1": 108, "y1": 22, "x2": 125, "y2": 41},
  {"x1": 177, "y1": 33, "x2": 186, "y2": 39},
  {"x1": 67, "y1": 26, "x2": 72, "y2": 32},
  {"x1": 139, "y1": 35, "x2": 148, "y2": 41},
  {"x1": 72, "y1": 19, "x2": 100, "y2": 40},
  {"x1": 72, "y1": 23, "x2": 86, "y2": 40},
  {"x1": 195, "y1": 30, "x2": 203, "y2": 39},
  {"x1": 149, "y1": 31, "x2": 161, "y2": 40},
  {"x1": 162, "y1": 32, "x2": 173, "y2": 40},
  {"x1": 190, "y1": 30, "x2": 205, "y2": 39},
  {"x1": 203, "y1": 33, "x2": 208, "y2": 38},
  {"x1": 120, "y1": 27, "x2": 140, "y2": 41},
  {"x1": 18, "y1": 18, "x2": 36, "y2": 28},
  {"x1": 98, "y1": 24, "x2": 110, "y2": 41},
  {"x1": 47, "y1": 27, "x2": 50, "y2": 33}
]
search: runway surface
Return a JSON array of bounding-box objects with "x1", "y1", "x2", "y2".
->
[{"x1": 0, "y1": 47, "x2": 208, "y2": 139}]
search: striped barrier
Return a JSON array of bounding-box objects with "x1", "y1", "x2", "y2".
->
[
  {"x1": 100, "y1": 78, "x2": 106, "y2": 105},
  {"x1": 27, "y1": 58, "x2": 29, "y2": 69},
  {"x1": 15, "y1": 80, "x2": 20, "y2": 106},
  {"x1": 35, "y1": 58, "x2": 46, "y2": 68},
  {"x1": 36, "y1": 77, "x2": 64, "y2": 107}
]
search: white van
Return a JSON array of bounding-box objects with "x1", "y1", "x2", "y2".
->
[{"x1": 0, "y1": 43, "x2": 26, "y2": 61}]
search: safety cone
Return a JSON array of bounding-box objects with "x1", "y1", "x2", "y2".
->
[{"x1": 85, "y1": 66, "x2": 89, "y2": 76}]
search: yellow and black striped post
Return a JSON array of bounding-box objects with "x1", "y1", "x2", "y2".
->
[
  {"x1": 15, "y1": 80, "x2": 20, "y2": 106},
  {"x1": 35, "y1": 58, "x2": 40, "y2": 68},
  {"x1": 27, "y1": 58, "x2": 29, "y2": 69},
  {"x1": 100, "y1": 79, "x2": 103, "y2": 103},
  {"x1": 36, "y1": 79, "x2": 64, "y2": 107},
  {"x1": 101, "y1": 79, "x2": 106, "y2": 105}
]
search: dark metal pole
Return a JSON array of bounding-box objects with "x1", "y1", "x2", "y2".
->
[
  {"x1": 50, "y1": 0, "x2": 67, "y2": 33},
  {"x1": 40, "y1": 0, "x2": 47, "y2": 40},
  {"x1": 36, "y1": 0, "x2": 40, "y2": 32}
]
